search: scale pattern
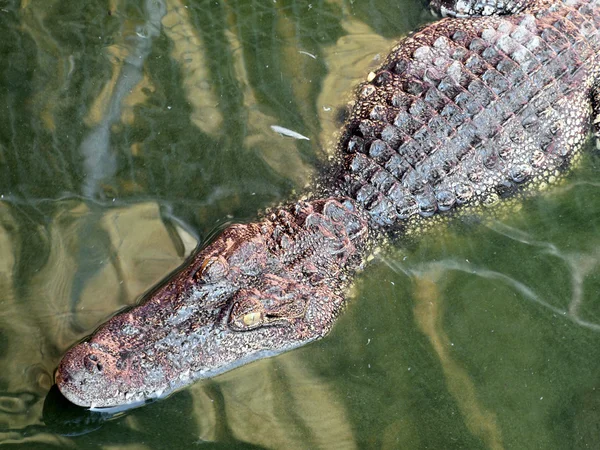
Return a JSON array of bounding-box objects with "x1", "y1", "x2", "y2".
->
[{"x1": 336, "y1": 1, "x2": 600, "y2": 228}]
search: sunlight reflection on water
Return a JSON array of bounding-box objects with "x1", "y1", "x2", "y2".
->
[{"x1": 2, "y1": 0, "x2": 600, "y2": 448}]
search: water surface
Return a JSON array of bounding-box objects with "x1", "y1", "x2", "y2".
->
[{"x1": 1, "y1": 0, "x2": 600, "y2": 448}]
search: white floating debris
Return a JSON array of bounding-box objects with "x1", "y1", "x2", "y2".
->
[
  {"x1": 271, "y1": 125, "x2": 310, "y2": 141},
  {"x1": 299, "y1": 50, "x2": 316, "y2": 59}
]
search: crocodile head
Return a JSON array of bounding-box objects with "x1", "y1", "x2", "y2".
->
[{"x1": 56, "y1": 198, "x2": 368, "y2": 408}]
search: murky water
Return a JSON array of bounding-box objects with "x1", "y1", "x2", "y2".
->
[{"x1": 1, "y1": 0, "x2": 600, "y2": 448}]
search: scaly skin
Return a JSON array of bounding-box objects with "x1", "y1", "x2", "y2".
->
[
  {"x1": 333, "y1": 0, "x2": 600, "y2": 228},
  {"x1": 57, "y1": 0, "x2": 600, "y2": 408},
  {"x1": 57, "y1": 198, "x2": 370, "y2": 407}
]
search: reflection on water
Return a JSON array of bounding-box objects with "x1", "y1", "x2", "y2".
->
[
  {"x1": 1, "y1": 0, "x2": 600, "y2": 448},
  {"x1": 413, "y1": 275, "x2": 503, "y2": 450},
  {"x1": 79, "y1": 0, "x2": 166, "y2": 197}
]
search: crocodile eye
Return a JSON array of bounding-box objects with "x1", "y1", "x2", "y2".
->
[
  {"x1": 228, "y1": 293, "x2": 265, "y2": 331},
  {"x1": 242, "y1": 312, "x2": 262, "y2": 327},
  {"x1": 196, "y1": 256, "x2": 229, "y2": 283},
  {"x1": 229, "y1": 309, "x2": 264, "y2": 331}
]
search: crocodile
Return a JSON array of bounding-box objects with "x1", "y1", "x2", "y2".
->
[{"x1": 57, "y1": 0, "x2": 600, "y2": 408}]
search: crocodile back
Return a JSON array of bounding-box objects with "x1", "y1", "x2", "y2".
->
[{"x1": 335, "y1": 0, "x2": 600, "y2": 229}]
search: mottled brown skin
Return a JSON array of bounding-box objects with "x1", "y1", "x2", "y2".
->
[
  {"x1": 57, "y1": 199, "x2": 369, "y2": 407},
  {"x1": 58, "y1": 0, "x2": 600, "y2": 408}
]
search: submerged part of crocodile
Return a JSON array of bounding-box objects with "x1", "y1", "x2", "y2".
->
[{"x1": 57, "y1": 0, "x2": 600, "y2": 408}]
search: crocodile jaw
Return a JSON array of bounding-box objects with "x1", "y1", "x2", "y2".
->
[
  {"x1": 56, "y1": 318, "x2": 318, "y2": 408},
  {"x1": 55, "y1": 280, "x2": 342, "y2": 408}
]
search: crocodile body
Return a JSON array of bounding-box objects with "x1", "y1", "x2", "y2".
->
[
  {"x1": 57, "y1": 0, "x2": 600, "y2": 408},
  {"x1": 334, "y1": 0, "x2": 600, "y2": 229}
]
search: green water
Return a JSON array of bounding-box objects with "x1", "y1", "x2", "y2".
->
[{"x1": 1, "y1": 0, "x2": 600, "y2": 448}]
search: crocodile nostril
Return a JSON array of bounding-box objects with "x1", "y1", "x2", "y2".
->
[
  {"x1": 59, "y1": 372, "x2": 71, "y2": 383},
  {"x1": 84, "y1": 354, "x2": 103, "y2": 373}
]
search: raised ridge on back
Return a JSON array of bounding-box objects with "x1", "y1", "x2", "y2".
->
[{"x1": 333, "y1": 0, "x2": 600, "y2": 228}]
